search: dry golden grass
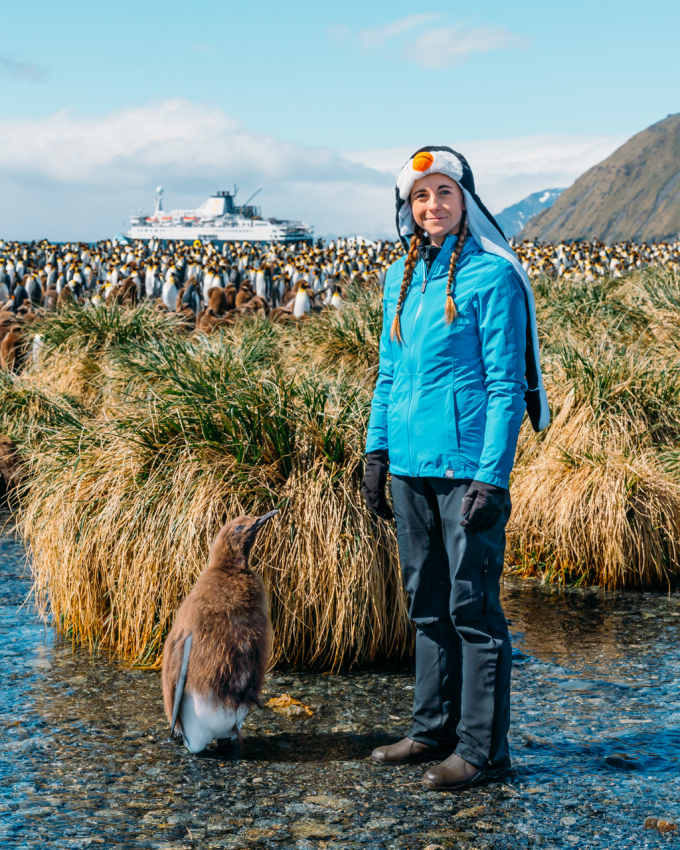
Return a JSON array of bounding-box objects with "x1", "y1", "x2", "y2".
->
[
  {"x1": 12, "y1": 313, "x2": 410, "y2": 668},
  {"x1": 5, "y1": 268, "x2": 680, "y2": 667}
]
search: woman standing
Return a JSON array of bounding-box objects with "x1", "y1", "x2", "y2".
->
[{"x1": 363, "y1": 147, "x2": 549, "y2": 791}]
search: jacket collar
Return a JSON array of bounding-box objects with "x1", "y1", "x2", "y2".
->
[{"x1": 428, "y1": 230, "x2": 477, "y2": 273}]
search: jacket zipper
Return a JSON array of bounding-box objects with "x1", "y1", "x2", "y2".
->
[{"x1": 406, "y1": 261, "x2": 427, "y2": 473}]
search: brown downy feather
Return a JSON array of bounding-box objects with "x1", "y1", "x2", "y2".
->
[
  {"x1": 56, "y1": 287, "x2": 74, "y2": 310},
  {"x1": 207, "y1": 287, "x2": 229, "y2": 314},
  {"x1": 0, "y1": 325, "x2": 24, "y2": 370},
  {"x1": 161, "y1": 512, "x2": 278, "y2": 736},
  {"x1": 235, "y1": 284, "x2": 254, "y2": 308},
  {"x1": 223, "y1": 284, "x2": 237, "y2": 310},
  {"x1": 281, "y1": 279, "x2": 301, "y2": 308},
  {"x1": 119, "y1": 278, "x2": 138, "y2": 306}
]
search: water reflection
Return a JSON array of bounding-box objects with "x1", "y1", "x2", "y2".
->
[{"x1": 1, "y1": 525, "x2": 678, "y2": 849}]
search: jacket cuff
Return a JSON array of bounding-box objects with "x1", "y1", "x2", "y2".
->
[{"x1": 472, "y1": 470, "x2": 509, "y2": 489}]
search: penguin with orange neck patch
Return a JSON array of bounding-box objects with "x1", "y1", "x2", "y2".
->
[{"x1": 162, "y1": 510, "x2": 279, "y2": 753}]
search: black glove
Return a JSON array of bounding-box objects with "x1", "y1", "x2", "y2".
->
[
  {"x1": 460, "y1": 481, "x2": 506, "y2": 532},
  {"x1": 361, "y1": 450, "x2": 394, "y2": 520}
]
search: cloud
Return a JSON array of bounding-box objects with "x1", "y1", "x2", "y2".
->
[
  {"x1": 407, "y1": 24, "x2": 528, "y2": 69},
  {"x1": 0, "y1": 99, "x2": 629, "y2": 241},
  {"x1": 192, "y1": 43, "x2": 214, "y2": 54},
  {"x1": 343, "y1": 135, "x2": 628, "y2": 213},
  {"x1": 0, "y1": 53, "x2": 46, "y2": 82},
  {"x1": 357, "y1": 14, "x2": 440, "y2": 51},
  {"x1": 0, "y1": 99, "x2": 393, "y2": 241}
]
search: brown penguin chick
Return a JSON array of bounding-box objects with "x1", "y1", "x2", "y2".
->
[
  {"x1": 44, "y1": 287, "x2": 58, "y2": 312},
  {"x1": 269, "y1": 306, "x2": 294, "y2": 325},
  {"x1": 281, "y1": 279, "x2": 302, "y2": 308},
  {"x1": 207, "y1": 287, "x2": 229, "y2": 314},
  {"x1": 56, "y1": 287, "x2": 74, "y2": 310},
  {"x1": 18, "y1": 308, "x2": 38, "y2": 323},
  {"x1": 223, "y1": 284, "x2": 237, "y2": 311},
  {"x1": 0, "y1": 325, "x2": 24, "y2": 370},
  {"x1": 119, "y1": 278, "x2": 138, "y2": 306},
  {"x1": 175, "y1": 285, "x2": 188, "y2": 313},
  {"x1": 0, "y1": 434, "x2": 19, "y2": 499},
  {"x1": 161, "y1": 510, "x2": 279, "y2": 753},
  {"x1": 235, "y1": 285, "x2": 253, "y2": 308},
  {"x1": 196, "y1": 308, "x2": 230, "y2": 334},
  {"x1": 176, "y1": 307, "x2": 196, "y2": 329},
  {"x1": 248, "y1": 295, "x2": 270, "y2": 316}
]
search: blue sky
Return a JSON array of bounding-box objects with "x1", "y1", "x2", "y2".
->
[{"x1": 1, "y1": 0, "x2": 678, "y2": 239}]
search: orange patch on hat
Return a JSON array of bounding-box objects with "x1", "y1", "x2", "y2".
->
[{"x1": 412, "y1": 151, "x2": 434, "y2": 172}]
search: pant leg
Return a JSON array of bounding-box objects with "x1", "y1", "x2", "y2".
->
[
  {"x1": 390, "y1": 475, "x2": 461, "y2": 747},
  {"x1": 432, "y1": 479, "x2": 512, "y2": 767}
]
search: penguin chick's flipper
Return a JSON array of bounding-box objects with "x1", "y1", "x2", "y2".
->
[{"x1": 169, "y1": 633, "x2": 192, "y2": 739}]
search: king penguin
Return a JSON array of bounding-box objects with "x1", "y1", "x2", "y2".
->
[
  {"x1": 292, "y1": 281, "x2": 311, "y2": 318},
  {"x1": 162, "y1": 273, "x2": 178, "y2": 312},
  {"x1": 162, "y1": 510, "x2": 279, "y2": 753}
]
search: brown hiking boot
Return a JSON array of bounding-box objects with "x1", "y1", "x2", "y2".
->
[
  {"x1": 370, "y1": 737, "x2": 454, "y2": 766},
  {"x1": 422, "y1": 754, "x2": 512, "y2": 790}
]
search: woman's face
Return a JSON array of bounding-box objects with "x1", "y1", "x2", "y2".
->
[{"x1": 410, "y1": 173, "x2": 465, "y2": 244}]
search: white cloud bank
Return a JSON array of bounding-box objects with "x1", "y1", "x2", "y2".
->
[
  {"x1": 344, "y1": 135, "x2": 628, "y2": 213},
  {"x1": 0, "y1": 99, "x2": 627, "y2": 241}
]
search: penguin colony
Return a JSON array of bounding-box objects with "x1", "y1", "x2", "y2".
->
[
  {"x1": 162, "y1": 510, "x2": 279, "y2": 753},
  {"x1": 1, "y1": 236, "x2": 679, "y2": 363},
  {"x1": 509, "y1": 238, "x2": 680, "y2": 280},
  {"x1": 0, "y1": 237, "x2": 403, "y2": 338}
]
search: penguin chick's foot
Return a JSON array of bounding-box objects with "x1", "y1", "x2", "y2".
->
[{"x1": 179, "y1": 691, "x2": 250, "y2": 754}]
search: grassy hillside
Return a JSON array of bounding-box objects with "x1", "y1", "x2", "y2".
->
[
  {"x1": 521, "y1": 113, "x2": 680, "y2": 243},
  {"x1": 4, "y1": 269, "x2": 680, "y2": 667}
]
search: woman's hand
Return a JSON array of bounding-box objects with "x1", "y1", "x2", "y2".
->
[
  {"x1": 460, "y1": 481, "x2": 506, "y2": 532},
  {"x1": 362, "y1": 450, "x2": 394, "y2": 520}
]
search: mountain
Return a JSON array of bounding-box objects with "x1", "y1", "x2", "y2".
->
[
  {"x1": 519, "y1": 113, "x2": 680, "y2": 243},
  {"x1": 495, "y1": 189, "x2": 564, "y2": 237}
]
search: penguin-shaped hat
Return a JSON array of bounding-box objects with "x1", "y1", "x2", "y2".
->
[{"x1": 395, "y1": 145, "x2": 550, "y2": 433}]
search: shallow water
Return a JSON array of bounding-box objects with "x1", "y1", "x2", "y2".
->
[{"x1": 1, "y1": 524, "x2": 679, "y2": 850}]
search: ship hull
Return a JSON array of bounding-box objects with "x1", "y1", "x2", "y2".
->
[{"x1": 126, "y1": 221, "x2": 311, "y2": 243}]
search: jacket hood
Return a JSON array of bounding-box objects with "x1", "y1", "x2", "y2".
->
[{"x1": 395, "y1": 145, "x2": 550, "y2": 432}]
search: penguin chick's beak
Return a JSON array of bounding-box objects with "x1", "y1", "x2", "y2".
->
[{"x1": 253, "y1": 509, "x2": 280, "y2": 530}]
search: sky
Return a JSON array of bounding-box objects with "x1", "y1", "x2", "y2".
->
[{"x1": 0, "y1": 0, "x2": 678, "y2": 240}]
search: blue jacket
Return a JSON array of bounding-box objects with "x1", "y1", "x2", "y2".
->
[{"x1": 365, "y1": 233, "x2": 528, "y2": 489}]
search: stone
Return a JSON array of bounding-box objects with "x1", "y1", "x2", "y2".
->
[
  {"x1": 454, "y1": 805, "x2": 487, "y2": 819},
  {"x1": 365, "y1": 816, "x2": 398, "y2": 829},
  {"x1": 644, "y1": 817, "x2": 677, "y2": 832},
  {"x1": 291, "y1": 821, "x2": 342, "y2": 839},
  {"x1": 303, "y1": 796, "x2": 355, "y2": 811}
]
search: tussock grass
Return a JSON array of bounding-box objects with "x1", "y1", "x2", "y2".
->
[
  {"x1": 15, "y1": 306, "x2": 409, "y2": 667},
  {"x1": 8, "y1": 270, "x2": 680, "y2": 667}
]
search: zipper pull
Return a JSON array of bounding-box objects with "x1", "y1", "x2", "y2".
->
[{"x1": 421, "y1": 268, "x2": 427, "y2": 293}]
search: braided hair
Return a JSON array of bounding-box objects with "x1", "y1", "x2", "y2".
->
[
  {"x1": 390, "y1": 226, "x2": 423, "y2": 343},
  {"x1": 444, "y1": 211, "x2": 468, "y2": 324},
  {"x1": 390, "y1": 211, "x2": 469, "y2": 344}
]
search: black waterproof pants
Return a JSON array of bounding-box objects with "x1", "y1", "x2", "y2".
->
[{"x1": 391, "y1": 475, "x2": 512, "y2": 768}]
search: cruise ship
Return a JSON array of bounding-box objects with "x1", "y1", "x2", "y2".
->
[{"x1": 126, "y1": 187, "x2": 313, "y2": 243}]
